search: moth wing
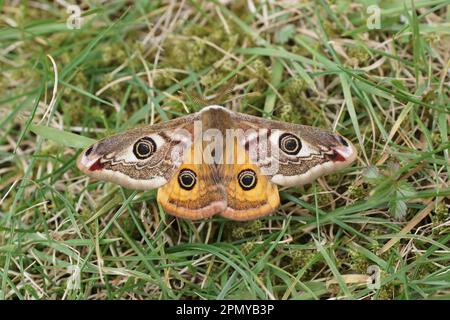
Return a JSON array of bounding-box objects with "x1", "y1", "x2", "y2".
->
[
  {"x1": 220, "y1": 140, "x2": 280, "y2": 221},
  {"x1": 229, "y1": 111, "x2": 357, "y2": 187},
  {"x1": 157, "y1": 145, "x2": 227, "y2": 220},
  {"x1": 77, "y1": 113, "x2": 198, "y2": 190}
]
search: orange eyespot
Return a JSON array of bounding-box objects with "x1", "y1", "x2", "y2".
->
[
  {"x1": 238, "y1": 169, "x2": 257, "y2": 190},
  {"x1": 178, "y1": 169, "x2": 197, "y2": 190}
]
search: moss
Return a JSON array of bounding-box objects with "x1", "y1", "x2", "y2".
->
[
  {"x1": 422, "y1": 88, "x2": 437, "y2": 105},
  {"x1": 246, "y1": 58, "x2": 270, "y2": 93},
  {"x1": 2, "y1": 68, "x2": 39, "y2": 93},
  {"x1": 431, "y1": 132, "x2": 441, "y2": 145},
  {"x1": 377, "y1": 278, "x2": 401, "y2": 300},
  {"x1": 231, "y1": 226, "x2": 247, "y2": 239},
  {"x1": 431, "y1": 202, "x2": 449, "y2": 234},
  {"x1": 424, "y1": 33, "x2": 441, "y2": 45},
  {"x1": 248, "y1": 219, "x2": 263, "y2": 234},
  {"x1": 254, "y1": 249, "x2": 266, "y2": 261},
  {"x1": 304, "y1": 185, "x2": 333, "y2": 207},
  {"x1": 289, "y1": 249, "x2": 315, "y2": 268},
  {"x1": 240, "y1": 241, "x2": 255, "y2": 255},
  {"x1": 367, "y1": 230, "x2": 383, "y2": 251},
  {"x1": 347, "y1": 250, "x2": 369, "y2": 274},
  {"x1": 347, "y1": 46, "x2": 370, "y2": 66},
  {"x1": 286, "y1": 249, "x2": 317, "y2": 278},
  {"x1": 327, "y1": 283, "x2": 341, "y2": 297},
  {"x1": 277, "y1": 104, "x2": 303, "y2": 124},
  {"x1": 276, "y1": 88, "x2": 327, "y2": 127},
  {"x1": 100, "y1": 43, "x2": 127, "y2": 67},
  {"x1": 200, "y1": 59, "x2": 238, "y2": 88},
  {"x1": 153, "y1": 70, "x2": 176, "y2": 90},
  {"x1": 325, "y1": 173, "x2": 342, "y2": 186},
  {"x1": 230, "y1": 0, "x2": 251, "y2": 19},
  {"x1": 164, "y1": 23, "x2": 239, "y2": 74},
  {"x1": 283, "y1": 78, "x2": 306, "y2": 103},
  {"x1": 291, "y1": 44, "x2": 313, "y2": 59},
  {"x1": 61, "y1": 98, "x2": 86, "y2": 125},
  {"x1": 98, "y1": 73, "x2": 129, "y2": 104},
  {"x1": 40, "y1": 140, "x2": 64, "y2": 156},
  {"x1": 322, "y1": 20, "x2": 342, "y2": 39},
  {"x1": 0, "y1": 196, "x2": 13, "y2": 213},
  {"x1": 186, "y1": 38, "x2": 215, "y2": 70},
  {"x1": 230, "y1": 220, "x2": 263, "y2": 239},
  {"x1": 89, "y1": 106, "x2": 106, "y2": 122},
  {"x1": 347, "y1": 182, "x2": 367, "y2": 201}
]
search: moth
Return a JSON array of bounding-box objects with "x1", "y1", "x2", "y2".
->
[{"x1": 77, "y1": 105, "x2": 356, "y2": 221}]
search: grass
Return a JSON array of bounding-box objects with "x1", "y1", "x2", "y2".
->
[{"x1": 0, "y1": 0, "x2": 449, "y2": 300}]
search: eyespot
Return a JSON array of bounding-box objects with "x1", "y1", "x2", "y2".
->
[
  {"x1": 178, "y1": 169, "x2": 197, "y2": 190},
  {"x1": 238, "y1": 169, "x2": 257, "y2": 191},
  {"x1": 279, "y1": 133, "x2": 302, "y2": 155},
  {"x1": 133, "y1": 137, "x2": 156, "y2": 160}
]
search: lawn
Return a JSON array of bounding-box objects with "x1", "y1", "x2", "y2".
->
[{"x1": 0, "y1": 0, "x2": 449, "y2": 300}]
